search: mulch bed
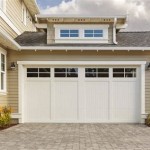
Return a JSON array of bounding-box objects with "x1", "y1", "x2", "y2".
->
[{"x1": 0, "y1": 124, "x2": 18, "y2": 131}]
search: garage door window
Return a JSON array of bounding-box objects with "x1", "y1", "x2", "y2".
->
[
  {"x1": 27, "y1": 68, "x2": 51, "y2": 78},
  {"x1": 85, "y1": 68, "x2": 109, "y2": 78},
  {"x1": 55, "y1": 68, "x2": 78, "y2": 78},
  {"x1": 113, "y1": 68, "x2": 136, "y2": 78}
]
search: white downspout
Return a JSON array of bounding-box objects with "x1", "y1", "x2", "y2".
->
[{"x1": 113, "y1": 17, "x2": 118, "y2": 45}]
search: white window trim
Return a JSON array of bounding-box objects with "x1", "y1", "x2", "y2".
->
[
  {"x1": 54, "y1": 24, "x2": 109, "y2": 44},
  {"x1": 22, "y1": 2, "x2": 27, "y2": 26},
  {"x1": 0, "y1": 47, "x2": 7, "y2": 94}
]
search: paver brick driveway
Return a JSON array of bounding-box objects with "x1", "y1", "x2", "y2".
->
[{"x1": 0, "y1": 124, "x2": 150, "y2": 150}]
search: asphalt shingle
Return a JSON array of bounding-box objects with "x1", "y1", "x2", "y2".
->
[{"x1": 15, "y1": 31, "x2": 150, "y2": 47}]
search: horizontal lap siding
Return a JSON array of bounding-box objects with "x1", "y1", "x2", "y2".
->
[
  {"x1": 146, "y1": 71, "x2": 150, "y2": 113},
  {"x1": 7, "y1": 50, "x2": 150, "y2": 113},
  {"x1": 0, "y1": 95, "x2": 8, "y2": 106},
  {"x1": 7, "y1": 59, "x2": 18, "y2": 112},
  {"x1": 6, "y1": 0, "x2": 36, "y2": 34},
  {"x1": 0, "y1": 18, "x2": 17, "y2": 38},
  {"x1": 108, "y1": 25, "x2": 113, "y2": 44}
]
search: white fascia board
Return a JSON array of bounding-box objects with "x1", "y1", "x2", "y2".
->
[
  {"x1": 0, "y1": 10, "x2": 21, "y2": 35},
  {"x1": 37, "y1": 14, "x2": 127, "y2": 19},
  {"x1": 20, "y1": 46, "x2": 150, "y2": 51},
  {"x1": 35, "y1": 23, "x2": 47, "y2": 29},
  {"x1": 17, "y1": 61, "x2": 146, "y2": 65},
  {"x1": 116, "y1": 23, "x2": 128, "y2": 29}
]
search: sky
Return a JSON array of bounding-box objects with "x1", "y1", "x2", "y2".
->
[{"x1": 36, "y1": 0, "x2": 150, "y2": 31}]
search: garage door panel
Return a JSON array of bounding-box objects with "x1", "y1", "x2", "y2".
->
[
  {"x1": 112, "y1": 81, "x2": 140, "y2": 122},
  {"x1": 85, "y1": 82, "x2": 109, "y2": 121},
  {"x1": 54, "y1": 81, "x2": 78, "y2": 121},
  {"x1": 25, "y1": 81, "x2": 51, "y2": 122},
  {"x1": 24, "y1": 66, "x2": 140, "y2": 123}
]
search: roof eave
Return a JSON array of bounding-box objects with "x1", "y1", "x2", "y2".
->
[
  {"x1": 37, "y1": 14, "x2": 127, "y2": 19},
  {"x1": 0, "y1": 28, "x2": 21, "y2": 51},
  {"x1": 19, "y1": 46, "x2": 150, "y2": 51},
  {"x1": 23, "y1": 0, "x2": 40, "y2": 18},
  {"x1": 36, "y1": 15, "x2": 127, "y2": 24}
]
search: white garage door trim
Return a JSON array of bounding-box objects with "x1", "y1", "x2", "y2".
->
[{"x1": 17, "y1": 61, "x2": 146, "y2": 123}]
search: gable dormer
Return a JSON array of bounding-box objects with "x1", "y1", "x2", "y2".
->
[{"x1": 36, "y1": 15, "x2": 127, "y2": 45}]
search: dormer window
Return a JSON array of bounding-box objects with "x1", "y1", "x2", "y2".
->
[
  {"x1": 60, "y1": 30, "x2": 79, "y2": 38},
  {"x1": 54, "y1": 24, "x2": 109, "y2": 43},
  {"x1": 84, "y1": 30, "x2": 103, "y2": 37}
]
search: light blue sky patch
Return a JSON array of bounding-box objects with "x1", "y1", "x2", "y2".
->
[{"x1": 36, "y1": 0, "x2": 71, "y2": 9}]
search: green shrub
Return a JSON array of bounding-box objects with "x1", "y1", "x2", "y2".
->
[
  {"x1": 146, "y1": 114, "x2": 150, "y2": 127},
  {"x1": 0, "y1": 106, "x2": 12, "y2": 128}
]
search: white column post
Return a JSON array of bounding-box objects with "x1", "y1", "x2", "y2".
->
[
  {"x1": 18, "y1": 63, "x2": 24, "y2": 123},
  {"x1": 141, "y1": 64, "x2": 146, "y2": 123}
]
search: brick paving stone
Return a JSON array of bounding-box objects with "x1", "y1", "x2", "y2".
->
[{"x1": 0, "y1": 124, "x2": 150, "y2": 150}]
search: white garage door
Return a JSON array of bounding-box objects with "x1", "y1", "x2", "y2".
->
[{"x1": 24, "y1": 66, "x2": 140, "y2": 123}]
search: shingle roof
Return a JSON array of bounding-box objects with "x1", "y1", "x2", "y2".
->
[{"x1": 15, "y1": 31, "x2": 150, "y2": 47}]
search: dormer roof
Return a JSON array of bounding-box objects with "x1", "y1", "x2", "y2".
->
[{"x1": 36, "y1": 14, "x2": 127, "y2": 26}]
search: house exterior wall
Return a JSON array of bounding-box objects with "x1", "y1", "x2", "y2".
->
[
  {"x1": 47, "y1": 24, "x2": 55, "y2": 44},
  {"x1": 0, "y1": 18, "x2": 18, "y2": 38},
  {"x1": 6, "y1": 50, "x2": 150, "y2": 113},
  {"x1": 0, "y1": 0, "x2": 36, "y2": 40},
  {"x1": 0, "y1": 95, "x2": 7, "y2": 106},
  {"x1": 6, "y1": 0, "x2": 36, "y2": 34}
]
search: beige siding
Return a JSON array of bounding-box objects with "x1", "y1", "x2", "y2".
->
[
  {"x1": 146, "y1": 71, "x2": 150, "y2": 113},
  {"x1": 6, "y1": 0, "x2": 36, "y2": 34},
  {"x1": 7, "y1": 50, "x2": 150, "y2": 113},
  {"x1": 0, "y1": 95, "x2": 8, "y2": 106},
  {"x1": 0, "y1": 18, "x2": 17, "y2": 38},
  {"x1": 47, "y1": 24, "x2": 55, "y2": 44},
  {"x1": 108, "y1": 25, "x2": 113, "y2": 44},
  {"x1": 7, "y1": 70, "x2": 18, "y2": 112}
]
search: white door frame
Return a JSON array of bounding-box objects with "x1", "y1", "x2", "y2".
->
[{"x1": 17, "y1": 61, "x2": 146, "y2": 123}]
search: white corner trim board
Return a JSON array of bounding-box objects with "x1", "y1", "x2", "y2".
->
[
  {"x1": 141, "y1": 64, "x2": 146, "y2": 121},
  {"x1": 0, "y1": 9, "x2": 21, "y2": 35}
]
